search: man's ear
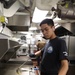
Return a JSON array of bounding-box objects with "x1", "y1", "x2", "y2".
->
[{"x1": 52, "y1": 26, "x2": 55, "y2": 31}]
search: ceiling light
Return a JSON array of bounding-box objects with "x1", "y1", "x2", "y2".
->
[
  {"x1": 19, "y1": 32, "x2": 33, "y2": 35},
  {"x1": 32, "y1": 7, "x2": 48, "y2": 23},
  {"x1": 29, "y1": 27, "x2": 37, "y2": 30}
]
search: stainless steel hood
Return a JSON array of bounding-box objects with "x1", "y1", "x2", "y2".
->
[
  {"x1": 7, "y1": 12, "x2": 30, "y2": 31},
  {"x1": 60, "y1": 22, "x2": 75, "y2": 35},
  {"x1": 55, "y1": 25, "x2": 73, "y2": 36}
]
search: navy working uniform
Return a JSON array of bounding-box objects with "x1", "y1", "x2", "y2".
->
[{"x1": 40, "y1": 37, "x2": 68, "y2": 75}]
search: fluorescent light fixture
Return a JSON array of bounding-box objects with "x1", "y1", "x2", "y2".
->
[
  {"x1": 19, "y1": 32, "x2": 29, "y2": 34},
  {"x1": 19, "y1": 31, "x2": 33, "y2": 35},
  {"x1": 29, "y1": 27, "x2": 37, "y2": 30},
  {"x1": 32, "y1": 7, "x2": 48, "y2": 23}
]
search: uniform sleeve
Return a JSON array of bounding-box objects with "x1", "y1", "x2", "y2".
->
[{"x1": 59, "y1": 40, "x2": 68, "y2": 61}]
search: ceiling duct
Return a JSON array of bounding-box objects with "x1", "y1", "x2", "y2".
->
[
  {"x1": 57, "y1": 1, "x2": 75, "y2": 19},
  {"x1": 18, "y1": 0, "x2": 30, "y2": 7},
  {"x1": 36, "y1": 0, "x2": 59, "y2": 10}
]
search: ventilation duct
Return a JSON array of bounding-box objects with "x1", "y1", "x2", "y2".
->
[
  {"x1": 36, "y1": 0, "x2": 59, "y2": 10},
  {"x1": 18, "y1": 0, "x2": 30, "y2": 7},
  {"x1": 57, "y1": 1, "x2": 75, "y2": 19}
]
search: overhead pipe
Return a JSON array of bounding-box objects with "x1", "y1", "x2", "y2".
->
[
  {"x1": 57, "y1": 1, "x2": 75, "y2": 19},
  {"x1": 58, "y1": 7, "x2": 75, "y2": 19}
]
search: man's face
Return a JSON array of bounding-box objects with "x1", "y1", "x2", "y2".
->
[{"x1": 40, "y1": 24, "x2": 55, "y2": 39}]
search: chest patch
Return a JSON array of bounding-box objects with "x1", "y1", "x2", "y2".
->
[{"x1": 47, "y1": 46, "x2": 53, "y2": 53}]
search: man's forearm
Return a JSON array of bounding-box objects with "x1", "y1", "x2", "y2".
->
[
  {"x1": 58, "y1": 60, "x2": 69, "y2": 75},
  {"x1": 58, "y1": 65, "x2": 68, "y2": 75},
  {"x1": 35, "y1": 50, "x2": 41, "y2": 56}
]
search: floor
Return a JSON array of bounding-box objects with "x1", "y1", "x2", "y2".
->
[{"x1": 0, "y1": 56, "x2": 36, "y2": 75}]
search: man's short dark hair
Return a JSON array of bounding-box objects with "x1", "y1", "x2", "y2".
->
[{"x1": 40, "y1": 18, "x2": 54, "y2": 26}]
